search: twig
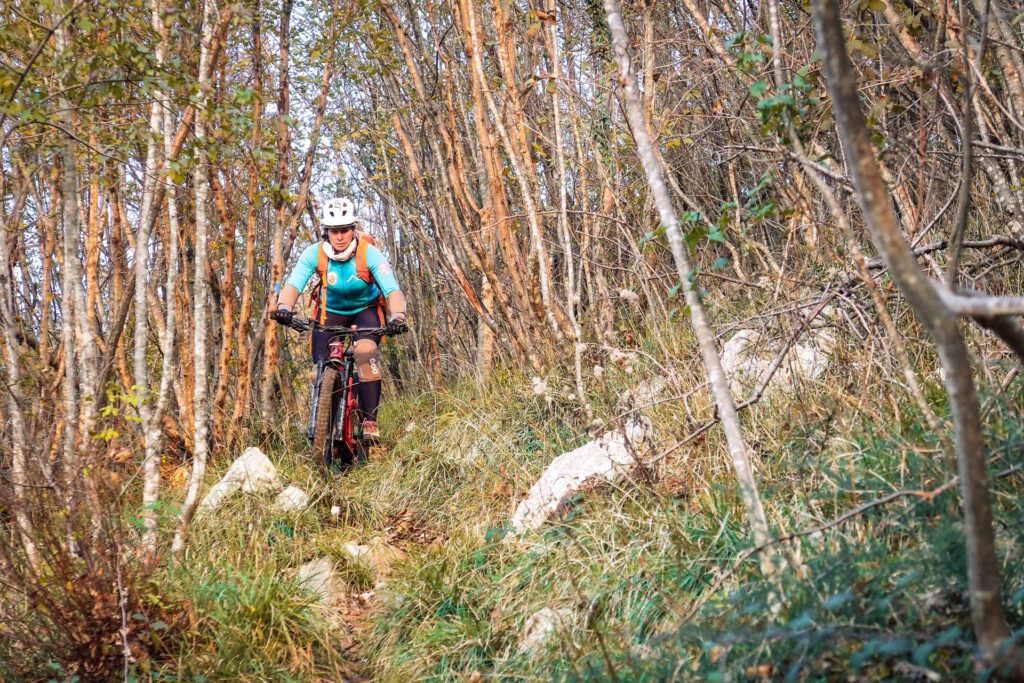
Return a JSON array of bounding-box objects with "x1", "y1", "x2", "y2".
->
[
  {"x1": 938, "y1": 287, "x2": 1024, "y2": 317},
  {"x1": 115, "y1": 543, "x2": 133, "y2": 680},
  {"x1": 911, "y1": 175, "x2": 962, "y2": 248},
  {"x1": 832, "y1": 236, "x2": 1024, "y2": 292},
  {"x1": 958, "y1": 289, "x2": 1024, "y2": 363}
]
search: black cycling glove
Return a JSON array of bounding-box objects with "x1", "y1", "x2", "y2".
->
[
  {"x1": 386, "y1": 312, "x2": 408, "y2": 335},
  {"x1": 271, "y1": 308, "x2": 294, "y2": 326}
]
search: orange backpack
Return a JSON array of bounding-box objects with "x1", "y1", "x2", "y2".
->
[{"x1": 309, "y1": 236, "x2": 387, "y2": 324}]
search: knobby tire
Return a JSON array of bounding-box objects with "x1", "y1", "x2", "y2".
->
[{"x1": 312, "y1": 367, "x2": 339, "y2": 470}]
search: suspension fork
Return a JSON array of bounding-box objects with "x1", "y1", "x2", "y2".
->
[{"x1": 308, "y1": 360, "x2": 327, "y2": 437}]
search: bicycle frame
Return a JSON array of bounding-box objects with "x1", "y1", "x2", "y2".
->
[
  {"x1": 323, "y1": 336, "x2": 362, "y2": 459},
  {"x1": 288, "y1": 317, "x2": 390, "y2": 469}
]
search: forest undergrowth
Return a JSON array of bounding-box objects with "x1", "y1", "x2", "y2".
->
[{"x1": 103, "y1": 321, "x2": 1024, "y2": 682}]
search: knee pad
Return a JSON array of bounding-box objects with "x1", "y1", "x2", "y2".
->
[{"x1": 354, "y1": 341, "x2": 383, "y2": 382}]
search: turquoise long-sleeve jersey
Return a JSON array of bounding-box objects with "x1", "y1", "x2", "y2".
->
[{"x1": 285, "y1": 240, "x2": 401, "y2": 316}]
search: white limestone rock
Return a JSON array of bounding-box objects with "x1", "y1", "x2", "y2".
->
[
  {"x1": 719, "y1": 328, "x2": 832, "y2": 398},
  {"x1": 297, "y1": 558, "x2": 338, "y2": 605},
  {"x1": 517, "y1": 607, "x2": 574, "y2": 653},
  {"x1": 510, "y1": 418, "x2": 651, "y2": 534},
  {"x1": 342, "y1": 541, "x2": 371, "y2": 563},
  {"x1": 342, "y1": 538, "x2": 407, "y2": 575},
  {"x1": 198, "y1": 447, "x2": 282, "y2": 513},
  {"x1": 273, "y1": 484, "x2": 311, "y2": 512}
]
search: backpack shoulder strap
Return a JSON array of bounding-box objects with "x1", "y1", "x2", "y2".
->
[
  {"x1": 355, "y1": 237, "x2": 389, "y2": 325},
  {"x1": 316, "y1": 243, "x2": 329, "y2": 278},
  {"x1": 312, "y1": 243, "x2": 329, "y2": 323},
  {"x1": 356, "y1": 236, "x2": 375, "y2": 284}
]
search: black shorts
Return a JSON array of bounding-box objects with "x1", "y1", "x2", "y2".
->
[{"x1": 311, "y1": 305, "x2": 384, "y2": 364}]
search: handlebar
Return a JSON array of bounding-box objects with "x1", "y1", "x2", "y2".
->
[{"x1": 284, "y1": 316, "x2": 403, "y2": 337}]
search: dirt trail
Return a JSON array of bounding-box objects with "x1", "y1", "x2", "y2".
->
[{"x1": 320, "y1": 449, "x2": 447, "y2": 680}]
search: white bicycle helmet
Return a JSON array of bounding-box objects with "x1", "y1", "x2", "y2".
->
[{"x1": 321, "y1": 197, "x2": 357, "y2": 227}]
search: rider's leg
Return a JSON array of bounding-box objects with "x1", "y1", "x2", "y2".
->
[
  {"x1": 351, "y1": 306, "x2": 386, "y2": 442},
  {"x1": 353, "y1": 338, "x2": 383, "y2": 421}
]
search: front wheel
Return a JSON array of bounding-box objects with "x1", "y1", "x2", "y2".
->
[{"x1": 312, "y1": 367, "x2": 340, "y2": 470}]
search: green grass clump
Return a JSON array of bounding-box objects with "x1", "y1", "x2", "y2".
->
[{"x1": 167, "y1": 569, "x2": 345, "y2": 681}]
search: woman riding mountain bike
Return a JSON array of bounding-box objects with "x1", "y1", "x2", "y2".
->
[{"x1": 270, "y1": 197, "x2": 408, "y2": 444}]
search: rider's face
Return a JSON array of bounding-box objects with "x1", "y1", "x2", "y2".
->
[{"x1": 327, "y1": 225, "x2": 354, "y2": 251}]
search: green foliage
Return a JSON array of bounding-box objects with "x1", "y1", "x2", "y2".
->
[
  {"x1": 726, "y1": 32, "x2": 765, "y2": 75},
  {"x1": 727, "y1": 28, "x2": 825, "y2": 143}
]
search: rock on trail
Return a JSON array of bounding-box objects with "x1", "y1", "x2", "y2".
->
[
  {"x1": 509, "y1": 418, "x2": 652, "y2": 534},
  {"x1": 198, "y1": 446, "x2": 282, "y2": 513}
]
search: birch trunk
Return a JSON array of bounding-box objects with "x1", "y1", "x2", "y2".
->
[
  {"x1": 137, "y1": 0, "x2": 171, "y2": 556},
  {"x1": 0, "y1": 185, "x2": 39, "y2": 568},
  {"x1": 173, "y1": 0, "x2": 217, "y2": 556},
  {"x1": 155, "y1": 104, "x2": 182, "y2": 440},
  {"x1": 603, "y1": 0, "x2": 776, "y2": 572},
  {"x1": 54, "y1": 20, "x2": 104, "y2": 530}
]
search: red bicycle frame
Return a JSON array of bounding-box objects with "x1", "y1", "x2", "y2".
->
[
  {"x1": 326, "y1": 337, "x2": 364, "y2": 465},
  {"x1": 280, "y1": 316, "x2": 398, "y2": 471}
]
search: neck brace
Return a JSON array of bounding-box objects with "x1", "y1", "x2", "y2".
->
[{"x1": 322, "y1": 237, "x2": 358, "y2": 262}]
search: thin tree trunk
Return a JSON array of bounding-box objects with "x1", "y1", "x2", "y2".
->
[
  {"x1": 39, "y1": 195, "x2": 56, "y2": 369},
  {"x1": 137, "y1": 0, "x2": 171, "y2": 556},
  {"x1": 211, "y1": 171, "x2": 236, "y2": 445},
  {"x1": 226, "y1": 3, "x2": 264, "y2": 448},
  {"x1": 141, "y1": 122, "x2": 182, "y2": 560},
  {"x1": 603, "y1": 0, "x2": 777, "y2": 572},
  {"x1": 155, "y1": 104, "x2": 182, "y2": 441},
  {"x1": 545, "y1": 0, "x2": 592, "y2": 419},
  {"x1": 54, "y1": 20, "x2": 104, "y2": 532},
  {"x1": 259, "y1": 0, "x2": 293, "y2": 422},
  {"x1": 0, "y1": 180, "x2": 39, "y2": 568},
  {"x1": 173, "y1": 0, "x2": 217, "y2": 556},
  {"x1": 110, "y1": 184, "x2": 133, "y2": 390},
  {"x1": 86, "y1": 131, "x2": 103, "y2": 350},
  {"x1": 812, "y1": 0, "x2": 1014, "y2": 659}
]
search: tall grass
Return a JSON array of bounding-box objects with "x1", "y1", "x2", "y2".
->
[{"x1": 98, "y1": 315, "x2": 1023, "y2": 680}]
